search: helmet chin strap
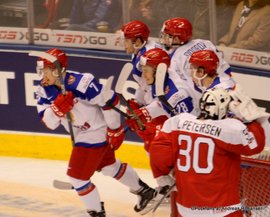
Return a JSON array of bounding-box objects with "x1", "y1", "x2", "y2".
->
[
  {"x1": 193, "y1": 71, "x2": 207, "y2": 90},
  {"x1": 133, "y1": 41, "x2": 146, "y2": 54},
  {"x1": 53, "y1": 67, "x2": 66, "y2": 87}
]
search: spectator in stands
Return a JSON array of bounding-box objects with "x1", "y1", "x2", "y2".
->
[
  {"x1": 216, "y1": 0, "x2": 242, "y2": 39},
  {"x1": 175, "y1": 0, "x2": 241, "y2": 40},
  {"x1": 66, "y1": 0, "x2": 122, "y2": 33},
  {"x1": 48, "y1": 0, "x2": 73, "y2": 29},
  {"x1": 129, "y1": 0, "x2": 171, "y2": 36},
  {"x1": 34, "y1": 0, "x2": 59, "y2": 28},
  {"x1": 218, "y1": 0, "x2": 270, "y2": 51}
]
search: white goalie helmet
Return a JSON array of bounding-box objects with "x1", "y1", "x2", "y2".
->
[{"x1": 199, "y1": 88, "x2": 232, "y2": 120}]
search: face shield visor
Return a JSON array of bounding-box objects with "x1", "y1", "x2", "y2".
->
[
  {"x1": 115, "y1": 30, "x2": 125, "y2": 47},
  {"x1": 36, "y1": 60, "x2": 58, "y2": 77},
  {"x1": 159, "y1": 26, "x2": 173, "y2": 48}
]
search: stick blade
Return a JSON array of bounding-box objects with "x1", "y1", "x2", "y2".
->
[
  {"x1": 53, "y1": 179, "x2": 73, "y2": 190},
  {"x1": 155, "y1": 63, "x2": 167, "y2": 97},
  {"x1": 103, "y1": 75, "x2": 115, "y2": 102},
  {"x1": 29, "y1": 51, "x2": 57, "y2": 63},
  {"x1": 115, "y1": 63, "x2": 133, "y2": 94}
]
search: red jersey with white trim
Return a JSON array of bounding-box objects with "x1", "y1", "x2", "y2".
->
[{"x1": 150, "y1": 113, "x2": 265, "y2": 211}]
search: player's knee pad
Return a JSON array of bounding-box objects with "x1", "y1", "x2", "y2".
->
[
  {"x1": 100, "y1": 159, "x2": 123, "y2": 178},
  {"x1": 69, "y1": 177, "x2": 96, "y2": 196}
]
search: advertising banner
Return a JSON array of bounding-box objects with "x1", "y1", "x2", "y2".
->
[{"x1": 1, "y1": 27, "x2": 269, "y2": 71}]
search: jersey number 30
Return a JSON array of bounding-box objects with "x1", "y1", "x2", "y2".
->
[{"x1": 177, "y1": 134, "x2": 215, "y2": 174}]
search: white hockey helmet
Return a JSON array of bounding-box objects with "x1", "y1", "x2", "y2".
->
[{"x1": 199, "y1": 88, "x2": 232, "y2": 120}]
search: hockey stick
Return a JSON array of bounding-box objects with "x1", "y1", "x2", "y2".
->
[
  {"x1": 29, "y1": 51, "x2": 75, "y2": 146},
  {"x1": 103, "y1": 75, "x2": 129, "y2": 118},
  {"x1": 115, "y1": 63, "x2": 145, "y2": 130},
  {"x1": 155, "y1": 63, "x2": 178, "y2": 116},
  {"x1": 53, "y1": 179, "x2": 74, "y2": 190},
  {"x1": 150, "y1": 184, "x2": 176, "y2": 216}
]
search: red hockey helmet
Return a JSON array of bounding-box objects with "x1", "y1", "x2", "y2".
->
[
  {"x1": 121, "y1": 20, "x2": 150, "y2": 42},
  {"x1": 161, "y1": 17, "x2": 192, "y2": 44},
  {"x1": 38, "y1": 48, "x2": 67, "y2": 69},
  {"x1": 140, "y1": 48, "x2": 170, "y2": 69},
  {"x1": 189, "y1": 50, "x2": 219, "y2": 76}
]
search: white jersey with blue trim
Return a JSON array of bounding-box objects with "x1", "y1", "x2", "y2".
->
[
  {"x1": 131, "y1": 40, "x2": 163, "y2": 105},
  {"x1": 146, "y1": 73, "x2": 201, "y2": 119},
  {"x1": 35, "y1": 70, "x2": 121, "y2": 147},
  {"x1": 170, "y1": 39, "x2": 234, "y2": 83}
]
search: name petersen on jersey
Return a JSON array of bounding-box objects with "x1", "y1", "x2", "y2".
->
[{"x1": 178, "y1": 119, "x2": 222, "y2": 138}]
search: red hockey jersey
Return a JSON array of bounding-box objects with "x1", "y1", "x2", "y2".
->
[{"x1": 149, "y1": 113, "x2": 265, "y2": 216}]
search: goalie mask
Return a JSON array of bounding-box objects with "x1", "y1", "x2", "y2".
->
[
  {"x1": 36, "y1": 48, "x2": 67, "y2": 77},
  {"x1": 199, "y1": 88, "x2": 231, "y2": 120}
]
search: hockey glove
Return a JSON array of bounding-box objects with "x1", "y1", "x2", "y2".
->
[
  {"x1": 127, "y1": 98, "x2": 141, "y2": 110},
  {"x1": 107, "y1": 125, "x2": 125, "y2": 150},
  {"x1": 229, "y1": 100, "x2": 270, "y2": 123},
  {"x1": 125, "y1": 108, "x2": 151, "y2": 131},
  {"x1": 136, "y1": 121, "x2": 162, "y2": 152},
  {"x1": 51, "y1": 91, "x2": 74, "y2": 117}
]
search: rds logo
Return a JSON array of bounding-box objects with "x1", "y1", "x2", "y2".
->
[{"x1": 231, "y1": 52, "x2": 270, "y2": 66}]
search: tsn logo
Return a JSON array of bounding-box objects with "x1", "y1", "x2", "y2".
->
[{"x1": 55, "y1": 34, "x2": 107, "y2": 45}]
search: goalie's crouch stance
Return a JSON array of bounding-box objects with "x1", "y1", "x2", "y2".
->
[
  {"x1": 149, "y1": 87, "x2": 269, "y2": 217},
  {"x1": 31, "y1": 48, "x2": 158, "y2": 217}
]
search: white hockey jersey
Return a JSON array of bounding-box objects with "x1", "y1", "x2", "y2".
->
[
  {"x1": 36, "y1": 70, "x2": 121, "y2": 147},
  {"x1": 169, "y1": 39, "x2": 233, "y2": 82},
  {"x1": 131, "y1": 40, "x2": 162, "y2": 105}
]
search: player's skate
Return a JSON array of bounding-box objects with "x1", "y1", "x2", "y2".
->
[
  {"x1": 141, "y1": 185, "x2": 173, "y2": 215},
  {"x1": 87, "y1": 202, "x2": 106, "y2": 217},
  {"x1": 131, "y1": 179, "x2": 157, "y2": 214}
]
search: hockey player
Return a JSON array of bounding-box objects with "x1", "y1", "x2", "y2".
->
[
  {"x1": 160, "y1": 17, "x2": 236, "y2": 89},
  {"x1": 187, "y1": 49, "x2": 236, "y2": 92},
  {"x1": 149, "y1": 87, "x2": 268, "y2": 217},
  {"x1": 32, "y1": 48, "x2": 157, "y2": 217},
  {"x1": 126, "y1": 48, "x2": 199, "y2": 151},
  {"x1": 120, "y1": 20, "x2": 161, "y2": 107}
]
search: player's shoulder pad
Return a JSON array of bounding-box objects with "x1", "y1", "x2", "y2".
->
[
  {"x1": 67, "y1": 70, "x2": 95, "y2": 93},
  {"x1": 218, "y1": 118, "x2": 248, "y2": 139}
]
